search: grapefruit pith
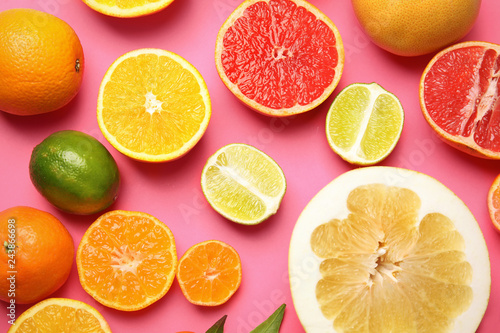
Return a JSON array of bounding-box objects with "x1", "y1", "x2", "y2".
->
[
  {"x1": 420, "y1": 41, "x2": 500, "y2": 159},
  {"x1": 215, "y1": 0, "x2": 344, "y2": 117}
]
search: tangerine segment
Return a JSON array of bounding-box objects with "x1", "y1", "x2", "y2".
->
[
  {"x1": 97, "y1": 48, "x2": 211, "y2": 162},
  {"x1": 215, "y1": 0, "x2": 344, "y2": 116},
  {"x1": 8, "y1": 298, "x2": 112, "y2": 333},
  {"x1": 76, "y1": 210, "x2": 177, "y2": 311},
  {"x1": 420, "y1": 41, "x2": 500, "y2": 159},
  {"x1": 82, "y1": 0, "x2": 175, "y2": 18},
  {"x1": 177, "y1": 240, "x2": 242, "y2": 306},
  {"x1": 311, "y1": 185, "x2": 473, "y2": 332}
]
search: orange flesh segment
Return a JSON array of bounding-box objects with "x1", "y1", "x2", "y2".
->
[
  {"x1": 79, "y1": 212, "x2": 176, "y2": 310},
  {"x1": 221, "y1": 0, "x2": 340, "y2": 109},
  {"x1": 100, "y1": 0, "x2": 164, "y2": 9},
  {"x1": 101, "y1": 53, "x2": 207, "y2": 156},
  {"x1": 13, "y1": 303, "x2": 110, "y2": 332},
  {"x1": 423, "y1": 45, "x2": 500, "y2": 151},
  {"x1": 311, "y1": 184, "x2": 473, "y2": 332},
  {"x1": 177, "y1": 241, "x2": 242, "y2": 305}
]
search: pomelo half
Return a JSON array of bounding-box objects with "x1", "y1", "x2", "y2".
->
[{"x1": 289, "y1": 166, "x2": 490, "y2": 332}]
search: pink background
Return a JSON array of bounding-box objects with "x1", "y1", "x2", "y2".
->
[{"x1": 1, "y1": 0, "x2": 499, "y2": 332}]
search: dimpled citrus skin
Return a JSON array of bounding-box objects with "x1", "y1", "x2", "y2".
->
[
  {"x1": 29, "y1": 130, "x2": 120, "y2": 215},
  {"x1": 0, "y1": 8, "x2": 84, "y2": 115},
  {"x1": 351, "y1": 0, "x2": 481, "y2": 56},
  {"x1": 0, "y1": 207, "x2": 74, "y2": 304}
]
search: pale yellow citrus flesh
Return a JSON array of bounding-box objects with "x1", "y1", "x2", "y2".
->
[
  {"x1": 311, "y1": 184, "x2": 473, "y2": 332},
  {"x1": 82, "y1": 0, "x2": 175, "y2": 18},
  {"x1": 97, "y1": 49, "x2": 211, "y2": 162},
  {"x1": 77, "y1": 210, "x2": 177, "y2": 311},
  {"x1": 326, "y1": 83, "x2": 404, "y2": 165},
  {"x1": 8, "y1": 298, "x2": 112, "y2": 333},
  {"x1": 177, "y1": 240, "x2": 242, "y2": 306},
  {"x1": 201, "y1": 144, "x2": 286, "y2": 225}
]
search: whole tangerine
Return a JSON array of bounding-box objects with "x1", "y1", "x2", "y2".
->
[
  {"x1": 0, "y1": 8, "x2": 84, "y2": 115},
  {"x1": 0, "y1": 206, "x2": 74, "y2": 304}
]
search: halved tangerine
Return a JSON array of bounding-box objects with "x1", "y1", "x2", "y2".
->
[
  {"x1": 215, "y1": 0, "x2": 344, "y2": 116},
  {"x1": 177, "y1": 240, "x2": 242, "y2": 306},
  {"x1": 76, "y1": 210, "x2": 177, "y2": 311},
  {"x1": 420, "y1": 41, "x2": 500, "y2": 159}
]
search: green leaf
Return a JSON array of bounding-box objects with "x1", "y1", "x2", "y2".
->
[
  {"x1": 206, "y1": 315, "x2": 227, "y2": 333},
  {"x1": 250, "y1": 304, "x2": 286, "y2": 333}
]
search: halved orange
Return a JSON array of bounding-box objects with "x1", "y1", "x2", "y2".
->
[
  {"x1": 82, "y1": 0, "x2": 175, "y2": 18},
  {"x1": 8, "y1": 298, "x2": 112, "y2": 333},
  {"x1": 97, "y1": 48, "x2": 211, "y2": 162},
  {"x1": 420, "y1": 41, "x2": 500, "y2": 159},
  {"x1": 76, "y1": 210, "x2": 177, "y2": 311},
  {"x1": 177, "y1": 240, "x2": 242, "y2": 306},
  {"x1": 215, "y1": 0, "x2": 344, "y2": 116},
  {"x1": 488, "y1": 173, "x2": 500, "y2": 232}
]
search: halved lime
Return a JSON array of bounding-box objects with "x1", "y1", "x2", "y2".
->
[
  {"x1": 326, "y1": 83, "x2": 404, "y2": 165},
  {"x1": 201, "y1": 143, "x2": 286, "y2": 225}
]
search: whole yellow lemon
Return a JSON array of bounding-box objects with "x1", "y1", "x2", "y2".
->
[{"x1": 351, "y1": 0, "x2": 481, "y2": 56}]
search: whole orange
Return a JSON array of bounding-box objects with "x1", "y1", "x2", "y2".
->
[
  {"x1": 0, "y1": 8, "x2": 84, "y2": 115},
  {"x1": 351, "y1": 0, "x2": 481, "y2": 56},
  {"x1": 0, "y1": 206, "x2": 74, "y2": 304}
]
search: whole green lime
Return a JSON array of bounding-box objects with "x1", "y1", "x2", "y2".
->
[{"x1": 29, "y1": 130, "x2": 120, "y2": 215}]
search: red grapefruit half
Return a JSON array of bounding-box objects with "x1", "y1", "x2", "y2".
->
[
  {"x1": 215, "y1": 0, "x2": 344, "y2": 117},
  {"x1": 420, "y1": 41, "x2": 500, "y2": 159}
]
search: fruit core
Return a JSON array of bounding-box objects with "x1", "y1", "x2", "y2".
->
[
  {"x1": 144, "y1": 91, "x2": 163, "y2": 115},
  {"x1": 369, "y1": 242, "x2": 401, "y2": 285},
  {"x1": 111, "y1": 245, "x2": 144, "y2": 275},
  {"x1": 310, "y1": 184, "x2": 473, "y2": 331},
  {"x1": 204, "y1": 267, "x2": 220, "y2": 281}
]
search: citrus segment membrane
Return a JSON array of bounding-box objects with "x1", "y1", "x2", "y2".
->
[
  {"x1": 97, "y1": 49, "x2": 211, "y2": 162},
  {"x1": 77, "y1": 210, "x2": 177, "y2": 311},
  {"x1": 420, "y1": 41, "x2": 500, "y2": 158},
  {"x1": 215, "y1": 0, "x2": 344, "y2": 116},
  {"x1": 7, "y1": 298, "x2": 112, "y2": 333},
  {"x1": 289, "y1": 167, "x2": 490, "y2": 333},
  {"x1": 177, "y1": 240, "x2": 242, "y2": 306},
  {"x1": 201, "y1": 143, "x2": 286, "y2": 225},
  {"x1": 326, "y1": 83, "x2": 404, "y2": 165}
]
